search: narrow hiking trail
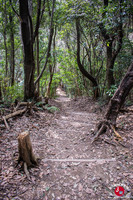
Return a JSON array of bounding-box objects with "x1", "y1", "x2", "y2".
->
[{"x1": 1, "y1": 88, "x2": 133, "y2": 200}]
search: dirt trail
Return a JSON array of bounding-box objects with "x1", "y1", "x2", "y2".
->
[{"x1": 0, "y1": 88, "x2": 133, "y2": 200}]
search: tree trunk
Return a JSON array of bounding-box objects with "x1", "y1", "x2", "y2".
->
[
  {"x1": 92, "y1": 61, "x2": 133, "y2": 142},
  {"x1": 76, "y1": 19, "x2": 99, "y2": 99},
  {"x1": 36, "y1": 34, "x2": 40, "y2": 96},
  {"x1": 106, "y1": 42, "x2": 115, "y2": 89},
  {"x1": 100, "y1": 0, "x2": 123, "y2": 90},
  {"x1": 105, "y1": 61, "x2": 133, "y2": 126},
  {"x1": 9, "y1": 14, "x2": 15, "y2": 86},
  {"x1": 19, "y1": 0, "x2": 35, "y2": 100},
  {"x1": 34, "y1": 0, "x2": 55, "y2": 86},
  {"x1": 46, "y1": 71, "x2": 53, "y2": 98},
  {"x1": 0, "y1": 81, "x2": 2, "y2": 101},
  {"x1": 46, "y1": 27, "x2": 56, "y2": 98},
  {"x1": 3, "y1": 0, "x2": 8, "y2": 77}
]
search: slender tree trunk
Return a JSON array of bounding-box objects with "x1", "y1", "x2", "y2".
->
[
  {"x1": 76, "y1": 19, "x2": 99, "y2": 99},
  {"x1": 106, "y1": 42, "x2": 115, "y2": 89},
  {"x1": 3, "y1": 0, "x2": 8, "y2": 77},
  {"x1": 46, "y1": 27, "x2": 56, "y2": 98},
  {"x1": 0, "y1": 81, "x2": 2, "y2": 101},
  {"x1": 19, "y1": 0, "x2": 35, "y2": 100},
  {"x1": 36, "y1": 34, "x2": 40, "y2": 96},
  {"x1": 3, "y1": 32, "x2": 8, "y2": 77},
  {"x1": 9, "y1": 14, "x2": 15, "y2": 86},
  {"x1": 46, "y1": 68, "x2": 53, "y2": 98},
  {"x1": 34, "y1": 0, "x2": 55, "y2": 86}
]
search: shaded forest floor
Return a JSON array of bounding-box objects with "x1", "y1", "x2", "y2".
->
[{"x1": 0, "y1": 88, "x2": 133, "y2": 200}]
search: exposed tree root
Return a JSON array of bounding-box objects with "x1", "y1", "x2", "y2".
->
[
  {"x1": 103, "y1": 139, "x2": 116, "y2": 147},
  {"x1": 91, "y1": 120, "x2": 109, "y2": 143},
  {"x1": 92, "y1": 120, "x2": 123, "y2": 144},
  {"x1": 24, "y1": 162, "x2": 30, "y2": 180},
  {"x1": 13, "y1": 102, "x2": 33, "y2": 112},
  {"x1": 110, "y1": 125, "x2": 123, "y2": 141},
  {"x1": 92, "y1": 61, "x2": 133, "y2": 144}
]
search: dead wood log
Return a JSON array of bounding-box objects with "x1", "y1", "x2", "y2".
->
[
  {"x1": 2, "y1": 102, "x2": 36, "y2": 129},
  {"x1": 18, "y1": 131, "x2": 37, "y2": 168},
  {"x1": 4, "y1": 107, "x2": 27, "y2": 120},
  {"x1": 2, "y1": 108, "x2": 27, "y2": 129}
]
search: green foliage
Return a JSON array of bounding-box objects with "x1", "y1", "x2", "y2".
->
[
  {"x1": 44, "y1": 104, "x2": 60, "y2": 113},
  {"x1": 0, "y1": 0, "x2": 132, "y2": 102},
  {"x1": 2, "y1": 84, "x2": 23, "y2": 103},
  {"x1": 125, "y1": 99, "x2": 133, "y2": 106},
  {"x1": 106, "y1": 85, "x2": 117, "y2": 97},
  {"x1": 35, "y1": 101, "x2": 44, "y2": 107}
]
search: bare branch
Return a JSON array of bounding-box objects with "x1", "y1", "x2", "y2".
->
[
  {"x1": 33, "y1": 0, "x2": 46, "y2": 42},
  {"x1": 9, "y1": 0, "x2": 22, "y2": 22}
]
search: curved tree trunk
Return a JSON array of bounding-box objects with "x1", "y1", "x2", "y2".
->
[
  {"x1": 92, "y1": 61, "x2": 133, "y2": 142},
  {"x1": 76, "y1": 19, "x2": 99, "y2": 99},
  {"x1": 105, "y1": 61, "x2": 133, "y2": 126}
]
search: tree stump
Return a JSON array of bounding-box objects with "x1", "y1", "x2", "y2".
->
[{"x1": 18, "y1": 131, "x2": 37, "y2": 168}]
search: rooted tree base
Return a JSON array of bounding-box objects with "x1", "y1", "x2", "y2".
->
[
  {"x1": 92, "y1": 120, "x2": 123, "y2": 143},
  {"x1": 92, "y1": 61, "x2": 133, "y2": 143}
]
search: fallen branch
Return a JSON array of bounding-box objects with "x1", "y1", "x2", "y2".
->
[
  {"x1": 4, "y1": 107, "x2": 27, "y2": 120},
  {"x1": 2, "y1": 107, "x2": 27, "y2": 129},
  {"x1": 2, "y1": 116, "x2": 10, "y2": 130}
]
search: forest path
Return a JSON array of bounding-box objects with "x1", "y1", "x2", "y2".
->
[
  {"x1": 1, "y1": 88, "x2": 133, "y2": 200},
  {"x1": 36, "y1": 88, "x2": 132, "y2": 199}
]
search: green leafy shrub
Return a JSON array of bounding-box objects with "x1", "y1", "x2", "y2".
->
[
  {"x1": 106, "y1": 85, "x2": 117, "y2": 97},
  {"x1": 3, "y1": 84, "x2": 23, "y2": 103},
  {"x1": 44, "y1": 104, "x2": 60, "y2": 113}
]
